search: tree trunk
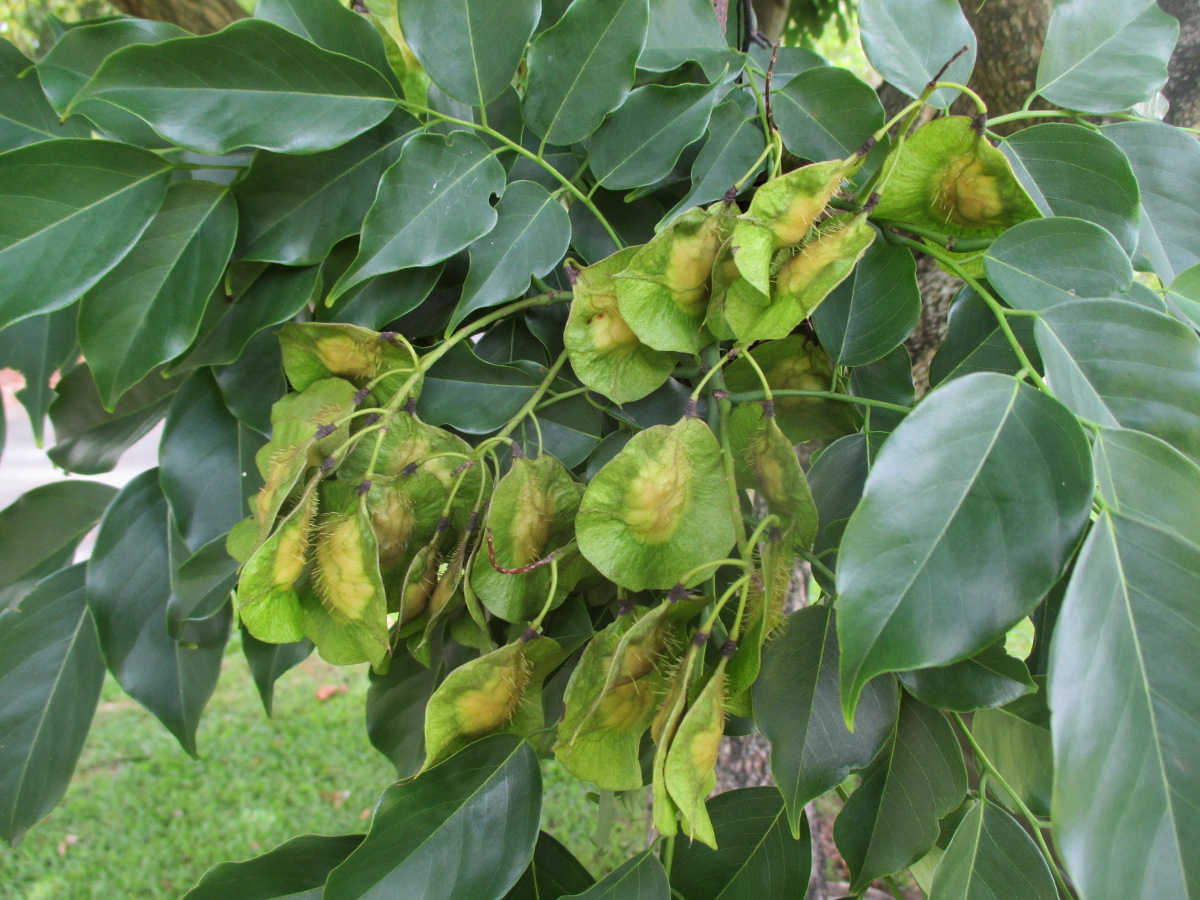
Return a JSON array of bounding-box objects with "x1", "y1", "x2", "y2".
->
[
  {"x1": 1161, "y1": 0, "x2": 1200, "y2": 128},
  {"x1": 108, "y1": 0, "x2": 245, "y2": 34}
]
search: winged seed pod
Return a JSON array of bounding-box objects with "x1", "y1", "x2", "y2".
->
[
  {"x1": 615, "y1": 204, "x2": 732, "y2": 354},
  {"x1": 664, "y1": 656, "x2": 728, "y2": 848},
  {"x1": 650, "y1": 648, "x2": 697, "y2": 838},
  {"x1": 576, "y1": 417, "x2": 736, "y2": 592},
  {"x1": 727, "y1": 402, "x2": 819, "y2": 546},
  {"x1": 725, "y1": 534, "x2": 795, "y2": 717},
  {"x1": 277, "y1": 321, "x2": 421, "y2": 398},
  {"x1": 236, "y1": 485, "x2": 317, "y2": 644},
  {"x1": 363, "y1": 470, "x2": 445, "y2": 611},
  {"x1": 562, "y1": 249, "x2": 676, "y2": 403}
]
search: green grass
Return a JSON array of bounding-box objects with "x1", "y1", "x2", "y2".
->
[{"x1": 0, "y1": 637, "x2": 647, "y2": 898}]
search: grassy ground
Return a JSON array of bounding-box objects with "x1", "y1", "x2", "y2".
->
[{"x1": 0, "y1": 638, "x2": 647, "y2": 899}]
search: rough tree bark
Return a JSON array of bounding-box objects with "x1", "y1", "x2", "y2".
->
[{"x1": 107, "y1": 0, "x2": 245, "y2": 34}]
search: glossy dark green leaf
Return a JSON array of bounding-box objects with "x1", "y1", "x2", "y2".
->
[
  {"x1": 520, "y1": 391, "x2": 604, "y2": 468},
  {"x1": 1001, "y1": 123, "x2": 1140, "y2": 254},
  {"x1": 476, "y1": 318, "x2": 550, "y2": 366},
  {"x1": 86, "y1": 470, "x2": 229, "y2": 757},
  {"x1": 1167, "y1": 263, "x2": 1200, "y2": 330},
  {"x1": 234, "y1": 111, "x2": 415, "y2": 266},
  {"x1": 755, "y1": 607, "x2": 898, "y2": 837},
  {"x1": 398, "y1": 0, "x2": 537, "y2": 106},
  {"x1": 417, "y1": 343, "x2": 540, "y2": 433},
  {"x1": 0, "y1": 482, "x2": 115, "y2": 610},
  {"x1": 807, "y1": 432, "x2": 869, "y2": 591},
  {"x1": 183, "y1": 832, "x2": 364, "y2": 900},
  {"x1": 812, "y1": 236, "x2": 920, "y2": 367},
  {"x1": 330, "y1": 131, "x2": 505, "y2": 299},
  {"x1": 320, "y1": 263, "x2": 443, "y2": 331},
  {"x1": 928, "y1": 286, "x2": 1041, "y2": 387},
  {"x1": 34, "y1": 18, "x2": 189, "y2": 146},
  {"x1": 898, "y1": 642, "x2": 1035, "y2": 713},
  {"x1": 1093, "y1": 426, "x2": 1200, "y2": 536},
  {"x1": 669, "y1": 788, "x2": 808, "y2": 900},
  {"x1": 523, "y1": 0, "x2": 649, "y2": 146},
  {"x1": 858, "y1": 0, "x2": 976, "y2": 108},
  {"x1": 928, "y1": 799, "x2": 1057, "y2": 900},
  {"x1": 561, "y1": 850, "x2": 668, "y2": 900},
  {"x1": 984, "y1": 217, "x2": 1133, "y2": 312},
  {"x1": 773, "y1": 66, "x2": 883, "y2": 163},
  {"x1": 0, "y1": 564, "x2": 103, "y2": 846},
  {"x1": 664, "y1": 100, "x2": 767, "y2": 220},
  {"x1": 1035, "y1": 298, "x2": 1200, "y2": 461},
  {"x1": 0, "y1": 304, "x2": 77, "y2": 445},
  {"x1": 453, "y1": 181, "x2": 572, "y2": 326},
  {"x1": 834, "y1": 696, "x2": 967, "y2": 892},
  {"x1": 256, "y1": 0, "x2": 394, "y2": 80},
  {"x1": 0, "y1": 40, "x2": 89, "y2": 150},
  {"x1": 167, "y1": 536, "x2": 239, "y2": 639},
  {"x1": 836, "y1": 373, "x2": 1094, "y2": 723},
  {"x1": 971, "y1": 695, "x2": 1052, "y2": 819},
  {"x1": 79, "y1": 180, "x2": 237, "y2": 407},
  {"x1": 212, "y1": 330, "x2": 286, "y2": 436},
  {"x1": 72, "y1": 20, "x2": 397, "y2": 155},
  {"x1": 1036, "y1": 0, "x2": 1177, "y2": 114},
  {"x1": 589, "y1": 81, "x2": 718, "y2": 190},
  {"x1": 47, "y1": 364, "x2": 178, "y2": 475},
  {"x1": 159, "y1": 369, "x2": 243, "y2": 553},
  {"x1": 639, "y1": 0, "x2": 729, "y2": 76},
  {"x1": 1051, "y1": 507, "x2": 1200, "y2": 899},
  {"x1": 504, "y1": 831, "x2": 595, "y2": 900},
  {"x1": 848, "y1": 345, "x2": 913, "y2": 440},
  {"x1": 1103, "y1": 122, "x2": 1200, "y2": 282},
  {"x1": 325, "y1": 735, "x2": 540, "y2": 900},
  {"x1": 366, "y1": 648, "x2": 441, "y2": 777},
  {"x1": 0, "y1": 139, "x2": 172, "y2": 331},
  {"x1": 242, "y1": 629, "x2": 312, "y2": 719}
]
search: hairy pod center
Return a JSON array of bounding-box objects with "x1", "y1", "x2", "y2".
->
[
  {"x1": 511, "y1": 479, "x2": 555, "y2": 566},
  {"x1": 315, "y1": 335, "x2": 376, "y2": 378},
  {"x1": 665, "y1": 228, "x2": 720, "y2": 312},
  {"x1": 369, "y1": 487, "x2": 415, "y2": 567},
  {"x1": 777, "y1": 229, "x2": 849, "y2": 298},
  {"x1": 455, "y1": 655, "x2": 529, "y2": 735},
  {"x1": 936, "y1": 155, "x2": 1006, "y2": 227},
  {"x1": 621, "y1": 452, "x2": 688, "y2": 543},
  {"x1": 315, "y1": 517, "x2": 374, "y2": 619},
  {"x1": 272, "y1": 515, "x2": 309, "y2": 588},
  {"x1": 587, "y1": 293, "x2": 639, "y2": 353}
]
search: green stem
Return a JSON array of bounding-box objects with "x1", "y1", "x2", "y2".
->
[
  {"x1": 677, "y1": 557, "x2": 749, "y2": 587},
  {"x1": 702, "y1": 345, "x2": 748, "y2": 555},
  {"x1": 734, "y1": 138, "x2": 777, "y2": 192},
  {"x1": 873, "y1": 100, "x2": 924, "y2": 142},
  {"x1": 534, "y1": 385, "x2": 589, "y2": 411},
  {"x1": 952, "y1": 713, "x2": 1074, "y2": 899},
  {"x1": 869, "y1": 217, "x2": 994, "y2": 252},
  {"x1": 932, "y1": 81, "x2": 988, "y2": 114},
  {"x1": 794, "y1": 545, "x2": 837, "y2": 586},
  {"x1": 494, "y1": 350, "x2": 569, "y2": 443},
  {"x1": 727, "y1": 388, "x2": 911, "y2": 414},
  {"x1": 529, "y1": 556, "x2": 560, "y2": 631},
  {"x1": 735, "y1": 345, "x2": 773, "y2": 400},
  {"x1": 985, "y1": 109, "x2": 1086, "y2": 128},
  {"x1": 424, "y1": 293, "x2": 567, "y2": 370},
  {"x1": 690, "y1": 347, "x2": 737, "y2": 401},
  {"x1": 662, "y1": 833, "x2": 677, "y2": 878},
  {"x1": 701, "y1": 575, "x2": 752, "y2": 635}
]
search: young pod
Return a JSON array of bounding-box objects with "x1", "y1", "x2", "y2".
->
[
  {"x1": 664, "y1": 657, "x2": 729, "y2": 848},
  {"x1": 236, "y1": 488, "x2": 317, "y2": 644}
]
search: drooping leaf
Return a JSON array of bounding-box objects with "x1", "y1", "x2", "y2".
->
[
  {"x1": 329, "y1": 131, "x2": 506, "y2": 300},
  {"x1": 78, "y1": 180, "x2": 237, "y2": 407},
  {"x1": 183, "y1": 832, "x2": 365, "y2": 900},
  {"x1": 928, "y1": 285, "x2": 1042, "y2": 387},
  {"x1": 984, "y1": 217, "x2": 1133, "y2": 312},
  {"x1": 242, "y1": 629, "x2": 312, "y2": 718},
  {"x1": 366, "y1": 647, "x2": 442, "y2": 777},
  {"x1": 71, "y1": 20, "x2": 397, "y2": 155},
  {"x1": 0, "y1": 40, "x2": 89, "y2": 150},
  {"x1": 663, "y1": 100, "x2": 767, "y2": 221},
  {"x1": 560, "y1": 850, "x2": 668, "y2": 900},
  {"x1": 398, "y1": 0, "x2": 538, "y2": 107},
  {"x1": 0, "y1": 139, "x2": 172, "y2": 331},
  {"x1": 639, "y1": 0, "x2": 731, "y2": 76},
  {"x1": 256, "y1": 0, "x2": 395, "y2": 80},
  {"x1": 927, "y1": 799, "x2": 1057, "y2": 900},
  {"x1": 836, "y1": 373, "x2": 1094, "y2": 723},
  {"x1": 858, "y1": 0, "x2": 976, "y2": 108},
  {"x1": 1035, "y1": 298, "x2": 1200, "y2": 462},
  {"x1": 834, "y1": 696, "x2": 967, "y2": 892},
  {"x1": 453, "y1": 181, "x2": 572, "y2": 327},
  {"x1": 898, "y1": 642, "x2": 1035, "y2": 713},
  {"x1": 0, "y1": 564, "x2": 103, "y2": 846},
  {"x1": 773, "y1": 66, "x2": 884, "y2": 163},
  {"x1": 417, "y1": 343, "x2": 542, "y2": 433},
  {"x1": 1000, "y1": 123, "x2": 1141, "y2": 255},
  {"x1": 325, "y1": 735, "x2": 540, "y2": 900},
  {"x1": 806, "y1": 432, "x2": 869, "y2": 590},
  {"x1": 87, "y1": 470, "x2": 230, "y2": 757},
  {"x1": 0, "y1": 305, "x2": 76, "y2": 446},
  {"x1": 755, "y1": 607, "x2": 898, "y2": 837},
  {"x1": 1036, "y1": 0, "x2": 1178, "y2": 115},
  {"x1": 504, "y1": 831, "x2": 595, "y2": 900},
  {"x1": 523, "y1": 0, "x2": 650, "y2": 146}
]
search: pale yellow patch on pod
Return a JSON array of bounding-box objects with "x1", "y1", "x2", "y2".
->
[
  {"x1": 315, "y1": 516, "x2": 375, "y2": 620},
  {"x1": 511, "y1": 476, "x2": 555, "y2": 566},
  {"x1": 454, "y1": 654, "x2": 529, "y2": 736},
  {"x1": 369, "y1": 486, "x2": 416, "y2": 568},
  {"x1": 935, "y1": 155, "x2": 1007, "y2": 227},
  {"x1": 315, "y1": 334, "x2": 377, "y2": 378},
  {"x1": 620, "y1": 449, "x2": 689, "y2": 544},
  {"x1": 272, "y1": 513, "x2": 310, "y2": 588}
]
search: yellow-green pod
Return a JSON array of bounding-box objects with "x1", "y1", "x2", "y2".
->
[
  {"x1": 725, "y1": 534, "x2": 794, "y2": 717},
  {"x1": 665, "y1": 657, "x2": 728, "y2": 848},
  {"x1": 397, "y1": 536, "x2": 442, "y2": 628},
  {"x1": 650, "y1": 651, "x2": 696, "y2": 839},
  {"x1": 364, "y1": 471, "x2": 445, "y2": 611},
  {"x1": 277, "y1": 322, "x2": 421, "y2": 399},
  {"x1": 726, "y1": 403, "x2": 818, "y2": 546},
  {"x1": 236, "y1": 487, "x2": 317, "y2": 644}
]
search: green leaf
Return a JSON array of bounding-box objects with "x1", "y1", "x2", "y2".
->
[
  {"x1": 417, "y1": 344, "x2": 540, "y2": 433},
  {"x1": 320, "y1": 262, "x2": 444, "y2": 331},
  {"x1": 663, "y1": 100, "x2": 767, "y2": 221},
  {"x1": 183, "y1": 832, "x2": 364, "y2": 900},
  {"x1": 167, "y1": 536, "x2": 240, "y2": 639},
  {"x1": 561, "y1": 850, "x2": 668, "y2": 900},
  {"x1": 1035, "y1": 298, "x2": 1200, "y2": 462},
  {"x1": 928, "y1": 799, "x2": 1057, "y2": 900},
  {"x1": 234, "y1": 111, "x2": 416, "y2": 266},
  {"x1": 1000, "y1": 123, "x2": 1141, "y2": 255},
  {"x1": 1050, "y1": 508, "x2": 1200, "y2": 899},
  {"x1": 1036, "y1": 0, "x2": 1177, "y2": 114},
  {"x1": 256, "y1": 0, "x2": 395, "y2": 82},
  {"x1": 35, "y1": 18, "x2": 189, "y2": 146},
  {"x1": 668, "y1": 787, "x2": 810, "y2": 900},
  {"x1": 754, "y1": 607, "x2": 898, "y2": 838},
  {"x1": 330, "y1": 131, "x2": 506, "y2": 299},
  {"x1": 0, "y1": 564, "x2": 103, "y2": 846},
  {"x1": 898, "y1": 642, "x2": 1035, "y2": 713},
  {"x1": 971, "y1": 696, "x2": 1052, "y2": 819},
  {"x1": 984, "y1": 217, "x2": 1133, "y2": 312},
  {"x1": 47, "y1": 364, "x2": 179, "y2": 475},
  {"x1": 836, "y1": 373, "x2": 1094, "y2": 723},
  {"x1": 366, "y1": 648, "x2": 441, "y2": 777},
  {"x1": 159, "y1": 369, "x2": 244, "y2": 553},
  {"x1": 0, "y1": 40, "x2": 89, "y2": 150},
  {"x1": 72, "y1": 20, "x2": 397, "y2": 155},
  {"x1": 834, "y1": 696, "x2": 967, "y2": 892},
  {"x1": 0, "y1": 482, "x2": 116, "y2": 610},
  {"x1": 811, "y1": 234, "x2": 920, "y2": 367},
  {"x1": 639, "y1": 0, "x2": 730, "y2": 76},
  {"x1": 1167, "y1": 264, "x2": 1200, "y2": 330},
  {"x1": 0, "y1": 305, "x2": 77, "y2": 445},
  {"x1": 0, "y1": 139, "x2": 172, "y2": 331},
  {"x1": 325, "y1": 735, "x2": 540, "y2": 900},
  {"x1": 589, "y1": 81, "x2": 718, "y2": 190},
  {"x1": 213, "y1": 331, "x2": 286, "y2": 436},
  {"x1": 453, "y1": 181, "x2": 572, "y2": 327},
  {"x1": 773, "y1": 66, "x2": 884, "y2": 163},
  {"x1": 928, "y1": 286, "x2": 1042, "y2": 387},
  {"x1": 504, "y1": 831, "x2": 595, "y2": 900},
  {"x1": 523, "y1": 0, "x2": 649, "y2": 146},
  {"x1": 858, "y1": 0, "x2": 976, "y2": 108},
  {"x1": 78, "y1": 180, "x2": 237, "y2": 407},
  {"x1": 86, "y1": 470, "x2": 229, "y2": 757},
  {"x1": 241, "y1": 628, "x2": 312, "y2": 718},
  {"x1": 398, "y1": 0, "x2": 538, "y2": 107},
  {"x1": 807, "y1": 433, "x2": 869, "y2": 590},
  {"x1": 1103, "y1": 122, "x2": 1200, "y2": 282}
]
